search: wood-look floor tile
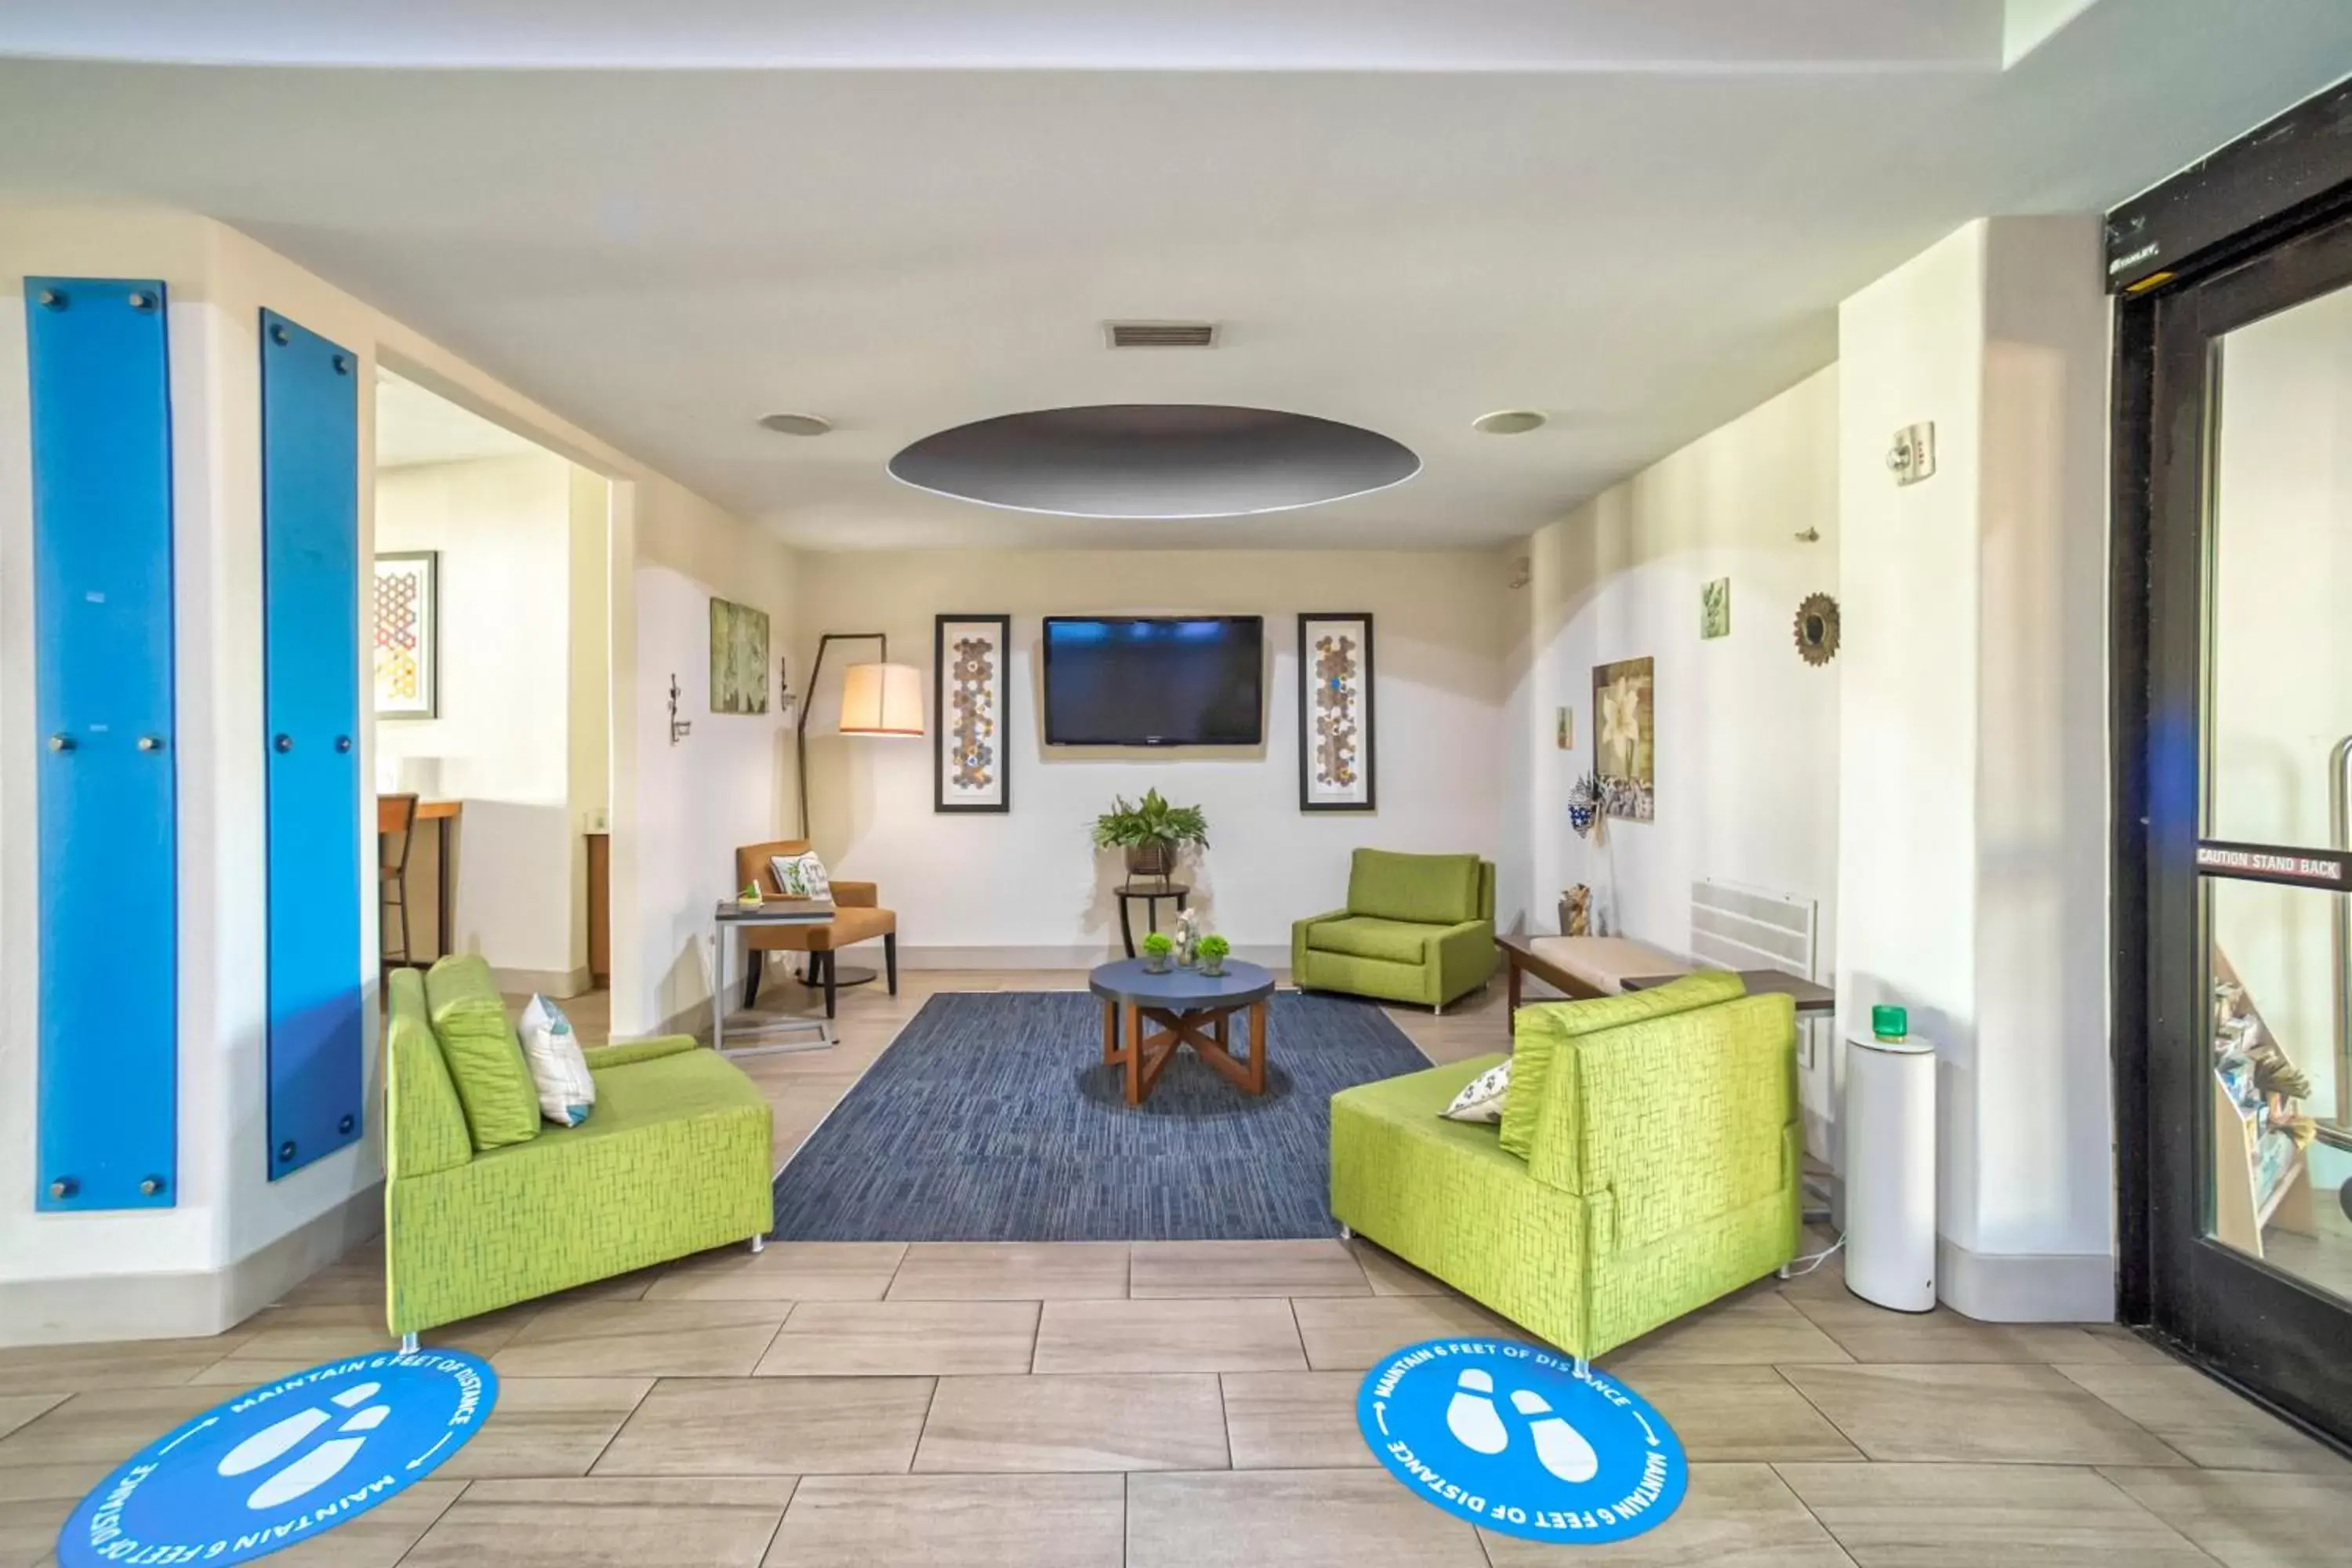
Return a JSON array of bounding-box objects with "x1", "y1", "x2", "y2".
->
[
  {"x1": 757, "y1": 1301, "x2": 1039, "y2": 1376},
  {"x1": 1777, "y1": 1363, "x2": 2190, "y2": 1466},
  {"x1": 0, "y1": 1462, "x2": 113, "y2": 1567},
  {"x1": 262, "y1": 1478, "x2": 466, "y2": 1567},
  {"x1": 593, "y1": 1376, "x2": 931, "y2": 1475},
  {"x1": 437, "y1": 1377, "x2": 654, "y2": 1478},
  {"x1": 1127, "y1": 1468, "x2": 1490, "y2": 1567},
  {"x1": 0, "y1": 1386, "x2": 230, "y2": 1468},
  {"x1": 190, "y1": 1305, "x2": 524, "y2": 1384},
  {"x1": 886, "y1": 1243, "x2": 1131, "y2": 1301},
  {"x1": 1601, "y1": 1291, "x2": 1854, "y2": 1374},
  {"x1": 0, "y1": 1396, "x2": 66, "y2": 1443},
  {"x1": 1033, "y1": 1299, "x2": 1306, "y2": 1374},
  {"x1": 493, "y1": 1300, "x2": 786, "y2": 1377},
  {"x1": 1221, "y1": 1371, "x2": 1377, "y2": 1469},
  {"x1": 401, "y1": 1477, "x2": 797, "y2": 1568},
  {"x1": 2100, "y1": 1466, "x2": 2352, "y2": 1567},
  {"x1": 916, "y1": 1373, "x2": 1226, "y2": 1471},
  {"x1": 1290, "y1": 1295, "x2": 1511, "y2": 1370},
  {"x1": 1347, "y1": 1241, "x2": 1448, "y2": 1297},
  {"x1": 647, "y1": 1243, "x2": 908, "y2": 1302},
  {"x1": 1616, "y1": 1365, "x2": 1863, "y2": 1462},
  {"x1": 2079, "y1": 1326, "x2": 2183, "y2": 1367},
  {"x1": 2053, "y1": 1363, "x2": 2352, "y2": 1474},
  {"x1": 1131, "y1": 1240, "x2": 1371, "y2": 1298},
  {"x1": 1774, "y1": 1461, "x2": 2213, "y2": 1566},
  {"x1": 1784, "y1": 1294, "x2": 2131, "y2": 1364},
  {"x1": 0, "y1": 1334, "x2": 252, "y2": 1396},
  {"x1": 768, "y1": 1473, "x2": 1123, "y2": 1567},
  {"x1": 1479, "y1": 1462, "x2": 1855, "y2": 1566}
]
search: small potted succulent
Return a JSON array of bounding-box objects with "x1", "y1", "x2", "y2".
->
[
  {"x1": 737, "y1": 881, "x2": 765, "y2": 909},
  {"x1": 1141, "y1": 931, "x2": 1174, "y2": 974},
  {"x1": 1196, "y1": 934, "x2": 1232, "y2": 978}
]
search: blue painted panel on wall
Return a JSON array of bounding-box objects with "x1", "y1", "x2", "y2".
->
[
  {"x1": 27, "y1": 278, "x2": 179, "y2": 1212},
  {"x1": 260, "y1": 309, "x2": 363, "y2": 1179}
]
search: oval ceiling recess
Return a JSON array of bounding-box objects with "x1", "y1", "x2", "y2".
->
[{"x1": 887, "y1": 404, "x2": 1421, "y2": 520}]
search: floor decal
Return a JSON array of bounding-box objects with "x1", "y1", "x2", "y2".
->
[
  {"x1": 1357, "y1": 1337, "x2": 1686, "y2": 1544},
  {"x1": 58, "y1": 1348, "x2": 495, "y2": 1567}
]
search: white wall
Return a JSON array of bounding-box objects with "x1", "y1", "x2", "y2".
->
[
  {"x1": 376, "y1": 452, "x2": 578, "y2": 982},
  {"x1": 1501, "y1": 368, "x2": 1842, "y2": 1141},
  {"x1": 794, "y1": 550, "x2": 1504, "y2": 962},
  {"x1": 1837, "y1": 216, "x2": 2113, "y2": 1320}
]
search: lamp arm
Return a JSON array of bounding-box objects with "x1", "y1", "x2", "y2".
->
[{"x1": 794, "y1": 632, "x2": 891, "y2": 840}]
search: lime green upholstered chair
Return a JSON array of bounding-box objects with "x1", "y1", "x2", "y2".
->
[
  {"x1": 1291, "y1": 848, "x2": 1500, "y2": 1009},
  {"x1": 383, "y1": 958, "x2": 773, "y2": 1339},
  {"x1": 1330, "y1": 973, "x2": 1801, "y2": 1361}
]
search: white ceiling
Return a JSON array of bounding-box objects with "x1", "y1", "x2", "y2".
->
[
  {"x1": 1, "y1": 2, "x2": 2347, "y2": 550},
  {"x1": 376, "y1": 369, "x2": 549, "y2": 469}
]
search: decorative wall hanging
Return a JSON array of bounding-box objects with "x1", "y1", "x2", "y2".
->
[
  {"x1": 1794, "y1": 593, "x2": 1841, "y2": 667},
  {"x1": 1298, "y1": 612, "x2": 1376, "y2": 811},
  {"x1": 1562, "y1": 884, "x2": 1594, "y2": 937},
  {"x1": 935, "y1": 613, "x2": 1011, "y2": 812},
  {"x1": 1700, "y1": 577, "x2": 1731, "y2": 640},
  {"x1": 373, "y1": 551, "x2": 437, "y2": 719},
  {"x1": 708, "y1": 597, "x2": 771, "y2": 714},
  {"x1": 1567, "y1": 771, "x2": 1604, "y2": 839},
  {"x1": 1592, "y1": 655, "x2": 1655, "y2": 822}
]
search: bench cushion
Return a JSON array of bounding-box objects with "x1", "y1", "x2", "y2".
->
[
  {"x1": 1525, "y1": 935, "x2": 1687, "y2": 996},
  {"x1": 1305, "y1": 915, "x2": 1432, "y2": 966}
]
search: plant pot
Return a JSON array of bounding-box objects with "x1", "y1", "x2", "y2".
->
[
  {"x1": 1124, "y1": 843, "x2": 1174, "y2": 880},
  {"x1": 1200, "y1": 956, "x2": 1226, "y2": 978},
  {"x1": 1142, "y1": 953, "x2": 1170, "y2": 974}
]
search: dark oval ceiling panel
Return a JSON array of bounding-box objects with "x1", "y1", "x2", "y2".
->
[{"x1": 887, "y1": 404, "x2": 1421, "y2": 519}]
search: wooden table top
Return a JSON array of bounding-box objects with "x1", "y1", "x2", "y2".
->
[{"x1": 377, "y1": 797, "x2": 460, "y2": 832}]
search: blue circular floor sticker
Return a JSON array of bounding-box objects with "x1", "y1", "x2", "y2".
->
[
  {"x1": 1357, "y1": 1338, "x2": 1685, "y2": 1544},
  {"x1": 59, "y1": 1348, "x2": 495, "y2": 1567}
]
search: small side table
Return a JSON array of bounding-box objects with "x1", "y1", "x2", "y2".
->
[
  {"x1": 712, "y1": 899, "x2": 837, "y2": 1059},
  {"x1": 1114, "y1": 880, "x2": 1191, "y2": 960}
]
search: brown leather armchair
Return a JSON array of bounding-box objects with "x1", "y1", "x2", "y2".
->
[{"x1": 733, "y1": 840, "x2": 898, "y2": 1018}]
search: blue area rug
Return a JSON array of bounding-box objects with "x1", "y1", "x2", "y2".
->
[{"x1": 769, "y1": 989, "x2": 1432, "y2": 1241}]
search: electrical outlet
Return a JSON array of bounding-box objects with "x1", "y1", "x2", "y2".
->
[{"x1": 1886, "y1": 422, "x2": 1936, "y2": 485}]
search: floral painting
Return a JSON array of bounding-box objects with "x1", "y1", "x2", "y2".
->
[
  {"x1": 935, "y1": 614, "x2": 1010, "y2": 811},
  {"x1": 709, "y1": 597, "x2": 770, "y2": 715},
  {"x1": 1299, "y1": 613, "x2": 1376, "y2": 811},
  {"x1": 1592, "y1": 655, "x2": 1654, "y2": 821}
]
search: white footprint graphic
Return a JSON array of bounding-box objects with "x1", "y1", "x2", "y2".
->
[
  {"x1": 1444, "y1": 1369, "x2": 1509, "y2": 1454},
  {"x1": 217, "y1": 1381, "x2": 391, "y2": 1510},
  {"x1": 1509, "y1": 1388, "x2": 1599, "y2": 1483}
]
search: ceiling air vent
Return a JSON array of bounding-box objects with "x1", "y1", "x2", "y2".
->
[{"x1": 1105, "y1": 321, "x2": 1219, "y2": 349}]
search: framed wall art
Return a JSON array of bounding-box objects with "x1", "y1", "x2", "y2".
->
[
  {"x1": 1298, "y1": 612, "x2": 1376, "y2": 811},
  {"x1": 372, "y1": 550, "x2": 437, "y2": 719},
  {"x1": 935, "y1": 613, "x2": 1011, "y2": 812},
  {"x1": 1592, "y1": 655, "x2": 1655, "y2": 821},
  {"x1": 709, "y1": 597, "x2": 771, "y2": 714}
]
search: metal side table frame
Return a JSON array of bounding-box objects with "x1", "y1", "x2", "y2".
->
[{"x1": 711, "y1": 899, "x2": 837, "y2": 1058}]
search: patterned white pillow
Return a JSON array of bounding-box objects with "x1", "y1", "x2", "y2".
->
[
  {"x1": 519, "y1": 994, "x2": 595, "y2": 1127},
  {"x1": 769, "y1": 851, "x2": 833, "y2": 901},
  {"x1": 1442, "y1": 1058, "x2": 1512, "y2": 1124}
]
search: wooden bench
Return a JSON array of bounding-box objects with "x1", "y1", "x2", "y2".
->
[{"x1": 1497, "y1": 931, "x2": 1690, "y2": 1013}]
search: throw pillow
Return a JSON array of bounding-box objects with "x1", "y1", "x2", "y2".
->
[
  {"x1": 518, "y1": 994, "x2": 596, "y2": 1127},
  {"x1": 1497, "y1": 968, "x2": 1746, "y2": 1160},
  {"x1": 769, "y1": 851, "x2": 832, "y2": 901},
  {"x1": 423, "y1": 954, "x2": 541, "y2": 1151},
  {"x1": 1442, "y1": 1058, "x2": 1512, "y2": 1123}
]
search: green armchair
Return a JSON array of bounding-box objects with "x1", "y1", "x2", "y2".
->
[
  {"x1": 1291, "y1": 848, "x2": 1499, "y2": 1009},
  {"x1": 383, "y1": 960, "x2": 773, "y2": 1338}
]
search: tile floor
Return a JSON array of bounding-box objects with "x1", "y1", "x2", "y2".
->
[{"x1": 2, "y1": 970, "x2": 2346, "y2": 1566}]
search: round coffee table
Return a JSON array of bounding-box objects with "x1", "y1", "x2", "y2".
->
[{"x1": 1088, "y1": 957, "x2": 1276, "y2": 1107}]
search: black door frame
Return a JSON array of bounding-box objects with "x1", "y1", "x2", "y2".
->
[{"x1": 2114, "y1": 198, "x2": 2352, "y2": 1444}]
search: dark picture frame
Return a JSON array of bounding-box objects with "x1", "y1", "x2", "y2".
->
[
  {"x1": 935, "y1": 613, "x2": 1011, "y2": 813},
  {"x1": 1297, "y1": 612, "x2": 1377, "y2": 812}
]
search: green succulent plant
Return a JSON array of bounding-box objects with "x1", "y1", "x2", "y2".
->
[
  {"x1": 1196, "y1": 935, "x2": 1231, "y2": 960},
  {"x1": 1142, "y1": 931, "x2": 1175, "y2": 957}
]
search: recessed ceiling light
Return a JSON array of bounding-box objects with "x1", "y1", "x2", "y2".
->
[
  {"x1": 1473, "y1": 409, "x2": 1547, "y2": 436},
  {"x1": 759, "y1": 412, "x2": 833, "y2": 437}
]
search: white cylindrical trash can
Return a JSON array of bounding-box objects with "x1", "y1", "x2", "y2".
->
[{"x1": 1843, "y1": 1005, "x2": 1936, "y2": 1312}]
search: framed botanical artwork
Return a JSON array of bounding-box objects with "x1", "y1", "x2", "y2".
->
[
  {"x1": 1298, "y1": 612, "x2": 1376, "y2": 811},
  {"x1": 709, "y1": 597, "x2": 771, "y2": 714},
  {"x1": 1700, "y1": 577, "x2": 1731, "y2": 640},
  {"x1": 372, "y1": 551, "x2": 437, "y2": 719},
  {"x1": 935, "y1": 614, "x2": 1011, "y2": 812},
  {"x1": 1592, "y1": 655, "x2": 1655, "y2": 821}
]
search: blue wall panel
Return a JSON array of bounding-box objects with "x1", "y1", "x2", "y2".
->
[
  {"x1": 27, "y1": 278, "x2": 179, "y2": 1211},
  {"x1": 260, "y1": 310, "x2": 363, "y2": 1179}
]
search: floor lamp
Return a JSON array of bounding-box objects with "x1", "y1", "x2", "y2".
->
[{"x1": 793, "y1": 632, "x2": 924, "y2": 988}]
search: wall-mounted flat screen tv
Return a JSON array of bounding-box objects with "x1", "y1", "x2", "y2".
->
[{"x1": 1042, "y1": 616, "x2": 1265, "y2": 746}]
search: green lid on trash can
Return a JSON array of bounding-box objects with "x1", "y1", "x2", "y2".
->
[{"x1": 1871, "y1": 1004, "x2": 1907, "y2": 1042}]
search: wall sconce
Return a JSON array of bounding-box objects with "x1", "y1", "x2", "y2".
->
[
  {"x1": 778, "y1": 654, "x2": 798, "y2": 724},
  {"x1": 668, "y1": 674, "x2": 692, "y2": 745}
]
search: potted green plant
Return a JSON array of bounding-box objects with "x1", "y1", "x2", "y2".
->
[
  {"x1": 1141, "y1": 931, "x2": 1175, "y2": 974},
  {"x1": 1092, "y1": 788, "x2": 1210, "y2": 882},
  {"x1": 1196, "y1": 934, "x2": 1231, "y2": 978}
]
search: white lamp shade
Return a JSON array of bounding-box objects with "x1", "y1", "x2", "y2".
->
[{"x1": 839, "y1": 662, "x2": 924, "y2": 736}]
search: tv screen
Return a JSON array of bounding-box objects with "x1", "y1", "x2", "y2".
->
[{"x1": 1043, "y1": 616, "x2": 1265, "y2": 746}]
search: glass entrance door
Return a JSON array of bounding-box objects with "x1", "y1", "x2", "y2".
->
[{"x1": 2140, "y1": 210, "x2": 2352, "y2": 1438}]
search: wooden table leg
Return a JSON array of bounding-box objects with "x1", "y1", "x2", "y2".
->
[
  {"x1": 1125, "y1": 1002, "x2": 1143, "y2": 1105},
  {"x1": 1506, "y1": 955, "x2": 1523, "y2": 1021},
  {"x1": 1102, "y1": 998, "x2": 1119, "y2": 1065},
  {"x1": 435, "y1": 817, "x2": 454, "y2": 962},
  {"x1": 1248, "y1": 1000, "x2": 1267, "y2": 1094}
]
